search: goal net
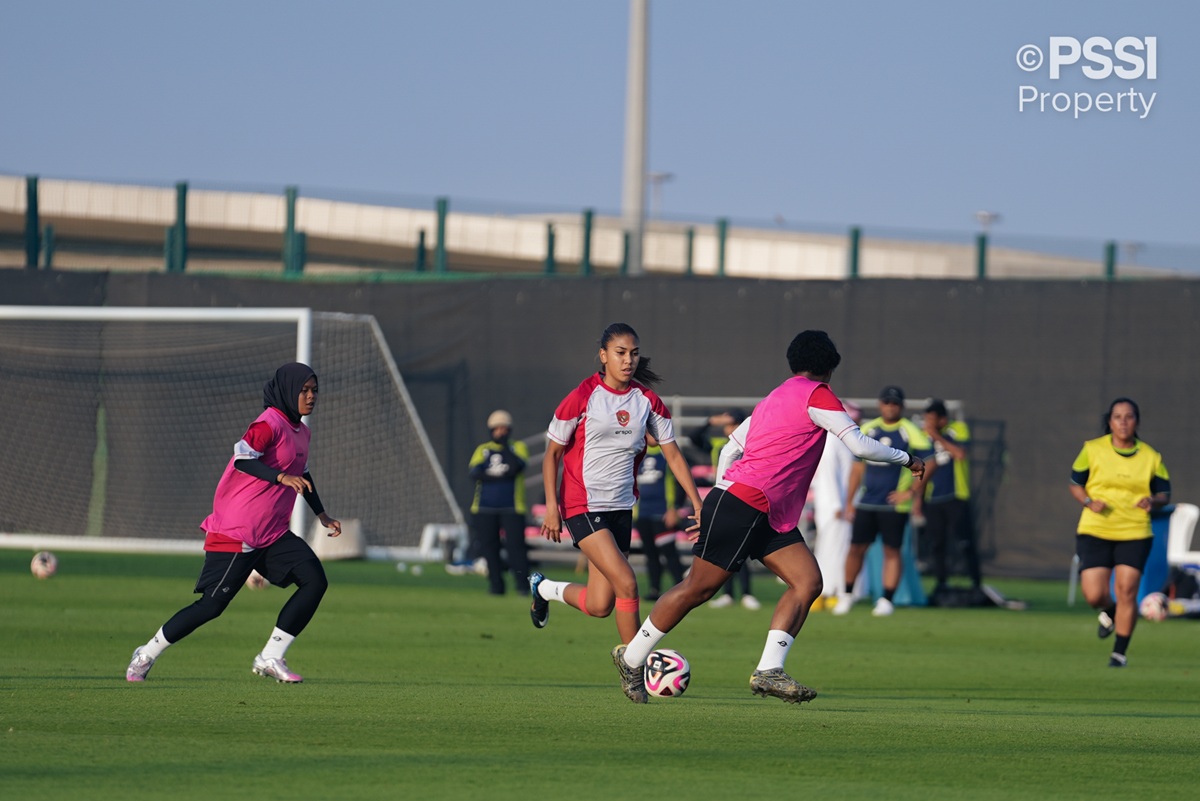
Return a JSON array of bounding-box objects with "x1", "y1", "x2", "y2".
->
[{"x1": 0, "y1": 306, "x2": 463, "y2": 557}]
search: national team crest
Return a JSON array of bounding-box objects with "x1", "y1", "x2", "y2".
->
[{"x1": 616, "y1": 410, "x2": 630, "y2": 427}]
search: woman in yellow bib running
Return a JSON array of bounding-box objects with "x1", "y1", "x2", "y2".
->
[{"x1": 1068, "y1": 397, "x2": 1170, "y2": 668}]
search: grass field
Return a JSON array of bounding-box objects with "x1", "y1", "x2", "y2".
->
[{"x1": 2, "y1": 548, "x2": 1197, "y2": 801}]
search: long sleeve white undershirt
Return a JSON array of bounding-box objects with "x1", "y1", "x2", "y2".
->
[
  {"x1": 807, "y1": 407, "x2": 911, "y2": 465},
  {"x1": 714, "y1": 408, "x2": 910, "y2": 482}
]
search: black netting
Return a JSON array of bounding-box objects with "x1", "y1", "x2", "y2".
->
[{"x1": 0, "y1": 314, "x2": 460, "y2": 549}]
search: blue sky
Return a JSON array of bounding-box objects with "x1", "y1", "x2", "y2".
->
[{"x1": 3, "y1": 1, "x2": 1197, "y2": 253}]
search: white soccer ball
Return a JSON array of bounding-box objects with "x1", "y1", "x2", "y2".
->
[
  {"x1": 30, "y1": 551, "x2": 57, "y2": 579},
  {"x1": 1139, "y1": 592, "x2": 1169, "y2": 622},
  {"x1": 644, "y1": 648, "x2": 691, "y2": 698},
  {"x1": 245, "y1": 570, "x2": 268, "y2": 590}
]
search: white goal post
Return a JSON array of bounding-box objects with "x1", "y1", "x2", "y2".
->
[{"x1": 0, "y1": 306, "x2": 464, "y2": 559}]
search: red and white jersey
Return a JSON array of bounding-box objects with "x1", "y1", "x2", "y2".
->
[{"x1": 547, "y1": 373, "x2": 675, "y2": 518}]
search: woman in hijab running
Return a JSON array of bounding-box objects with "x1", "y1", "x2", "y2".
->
[{"x1": 125, "y1": 362, "x2": 341, "y2": 684}]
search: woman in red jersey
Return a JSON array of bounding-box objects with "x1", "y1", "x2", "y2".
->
[{"x1": 527, "y1": 324, "x2": 703, "y2": 690}]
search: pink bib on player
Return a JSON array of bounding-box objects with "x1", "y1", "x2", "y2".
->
[
  {"x1": 722, "y1": 376, "x2": 828, "y2": 533},
  {"x1": 200, "y1": 407, "x2": 310, "y2": 549}
]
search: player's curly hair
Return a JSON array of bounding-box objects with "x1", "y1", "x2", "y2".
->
[
  {"x1": 786, "y1": 330, "x2": 841, "y2": 377},
  {"x1": 599, "y1": 322, "x2": 663, "y2": 388}
]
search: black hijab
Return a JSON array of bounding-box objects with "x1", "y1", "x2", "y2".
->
[{"x1": 263, "y1": 362, "x2": 317, "y2": 426}]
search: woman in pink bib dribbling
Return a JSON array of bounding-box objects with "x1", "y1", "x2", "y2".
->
[{"x1": 616, "y1": 331, "x2": 926, "y2": 705}]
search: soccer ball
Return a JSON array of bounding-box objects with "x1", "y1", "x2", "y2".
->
[
  {"x1": 30, "y1": 551, "x2": 57, "y2": 579},
  {"x1": 245, "y1": 570, "x2": 268, "y2": 590},
  {"x1": 644, "y1": 648, "x2": 690, "y2": 698},
  {"x1": 1139, "y1": 592, "x2": 1169, "y2": 622}
]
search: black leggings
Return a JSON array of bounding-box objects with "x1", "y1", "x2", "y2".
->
[
  {"x1": 471, "y1": 510, "x2": 531, "y2": 594},
  {"x1": 924, "y1": 498, "x2": 981, "y2": 587},
  {"x1": 162, "y1": 534, "x2": 328, "y2": 643},
  {"x1": 638, "y1": 517, "x2": 685, "y2": 593}
]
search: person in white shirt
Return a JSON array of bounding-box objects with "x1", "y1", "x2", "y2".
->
[{"x1": 809, "y1": 401, "x2": 862, "y2": 610}]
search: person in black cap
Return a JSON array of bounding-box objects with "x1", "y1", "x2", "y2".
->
[
  {"x1": 687, "y1": 409, "x2": 748, "y2": 469},
  {"x1": 834, "y1": 385, "x2": 931, "y2": 617},
  {"x1": 921, "y1": 399, "x2": 982, "y2": 603}
]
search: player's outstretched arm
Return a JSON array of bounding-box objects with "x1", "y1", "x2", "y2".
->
[{"x1": 809, "y1": 406, "x2": 912, "y2": 468}]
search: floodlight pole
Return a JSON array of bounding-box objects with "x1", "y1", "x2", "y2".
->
[{"x1": 621, "y1": 0, "x2": 649, "y2": 276}]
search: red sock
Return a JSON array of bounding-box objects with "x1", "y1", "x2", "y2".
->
[{"x1": 577, "y1": 588, "x2": 593, "y2": 616}]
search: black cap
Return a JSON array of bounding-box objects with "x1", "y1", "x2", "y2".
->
[
  {"x1": 925, "y1": 399, "x2": 948, "y2": 417},
  {"x1": 879, "y1": 385, "x2": 905, "y2": 404}
]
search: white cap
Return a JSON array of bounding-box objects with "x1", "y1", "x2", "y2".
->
[{"x1": 487, "y1": 410, "x2": 513, "y2": 429}]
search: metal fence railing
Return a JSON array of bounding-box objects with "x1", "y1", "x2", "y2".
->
[{"x1": 4, "y1": 172, "x2": 1198, "y2": 280}]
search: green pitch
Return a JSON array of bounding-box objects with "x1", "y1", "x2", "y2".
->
[{"x1": 2, "y1": 550, "x2": 1197, "y2": 801}]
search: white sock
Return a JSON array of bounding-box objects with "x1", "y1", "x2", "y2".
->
[
  {"x1": 141, "y1": 627, "x2": 172, "y2": 659},
  {"x1": 755, "y1": 629, "x2": 794, "y2": 671},
  {"x1": 622, "y1": 618, "x2": 668, "y2": 668},
  {"x1": 260, "y1": 627, "x2": 295, "y2": 661},
  {"x1": 538, "y1": 578, "x2": 571, "y2": 603}
]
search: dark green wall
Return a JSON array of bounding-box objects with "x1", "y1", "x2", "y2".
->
[{"x1": 4, "y1": 270, "x2": 1196, "y2": 578}]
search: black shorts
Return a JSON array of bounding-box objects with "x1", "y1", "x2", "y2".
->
[
  {"x1": 692, "y1": 488, "x2": 805, "y2": 572},
  {"x1": 1076, "y1": 534, "x2": 1153, "y2": 572},
  {"x1": 563, "y1": 510, "x2": 633, "y2": 551},
  {"x1": 193, "y1": 531, "x2": 319, "y2": 595},
  {"x1": 851, "y1": 508, "x2": 909, "y2": 548}
]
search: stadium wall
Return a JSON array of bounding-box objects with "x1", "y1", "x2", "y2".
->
[{"x1": 4, "y1": 269, "x2": 1196, "y2": 579}]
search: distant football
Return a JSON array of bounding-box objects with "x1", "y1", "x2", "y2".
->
[
  {"x1": 644, "y1": 649, "x2": 690, "y2": 698},
  {"x1": 1139, "y1": 592, "x2": 1169, "y2": 622},
  {"x1": 31, "y1": 551, "x2": 58, "y2": 579}
]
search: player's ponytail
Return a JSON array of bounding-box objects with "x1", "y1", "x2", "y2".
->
[{"x1": 633, "y1": 356, "x2": 662, "y2": 388}]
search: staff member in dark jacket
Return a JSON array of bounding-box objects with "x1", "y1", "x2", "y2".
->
[{"x1": 468, "y1": 410, "x2": 531, "y2": 596}]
